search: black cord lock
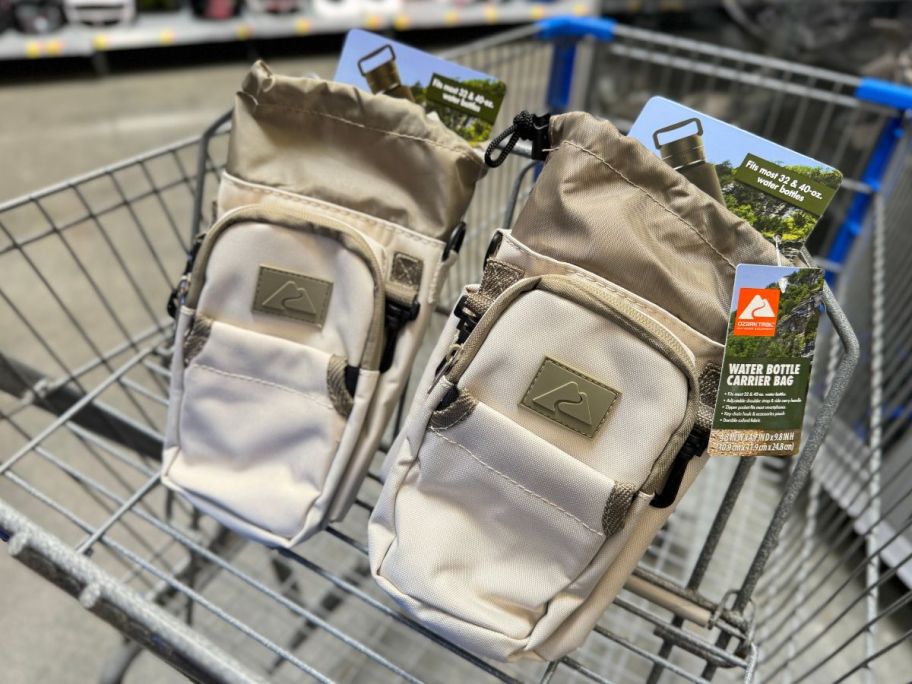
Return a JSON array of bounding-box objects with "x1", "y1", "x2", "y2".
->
[{"x1": 484, "y1": 111, "x2": 552, "y2": 168}]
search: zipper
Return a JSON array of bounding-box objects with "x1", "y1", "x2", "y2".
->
[
  {"x1": 179, "y1": 204, "x2": 388, "y2": 371},
  {"x1": 448, "y1": 274, "x2": 696, "y2": 390},
  {"x1": 379, "y1": 296, "x2": 420, "y2": 372}
]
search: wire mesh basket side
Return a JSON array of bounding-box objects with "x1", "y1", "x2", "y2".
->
[{"x1": 750, "y1": 123, "x2": 912, "y2": 684}]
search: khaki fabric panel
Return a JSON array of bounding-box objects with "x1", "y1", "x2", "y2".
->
[
  {"x1": 458, "y1": 288, "x2": 690, "y2": 489},
  {"x1": 369, "y1": 376, "x2": 656, "y2": 661},
  {"x1": 494, "y1": 232, "x2": 725, "y2": 373},
  {"x1": 228, "y1": 61, "x2": 485, "y2": 241},
  {"x1": 195, "y1": 219, "x2": 377, "y2": 368},
  {"x1": 509, "y1": 113, "x2": 780, "y2": 343}
]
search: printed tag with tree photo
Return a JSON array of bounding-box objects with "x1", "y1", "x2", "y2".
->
[
  {"x1": 629, "y1": 97, "x2": 842, "y2": 253},
  {"x1": 708, "y1": 264, "x2": 824, "y2": 457},
  {"x1": 335, "y1": 30, "x2": 506, "y2": 145}
]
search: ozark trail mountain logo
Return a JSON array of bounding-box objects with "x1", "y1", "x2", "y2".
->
[
  {"x1": 533, "y1": 381, "x2": 594, "y2": 425},
  {"x1": 521, "y1": 357, "x2": 620, "y2": 438},
  {"x1": 734, "y1": 287, "x2": 780, "y2": 337},
  {"x1": 253, "y1": 266, "x2": 333, "y2": 326},
  {"x1": 262, "y1": 281, "x2": 317, "y2": 315}
]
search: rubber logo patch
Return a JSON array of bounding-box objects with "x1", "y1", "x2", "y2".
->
[
  {"x1": 521, "y1": 357, "x2": 620, "y2": 438},
  {"x1": 734, "y1": 287, "x2": 779, "y2": 337},
  {"x1": 253, "y1": 266, "x2": 332, "y2": 326}
]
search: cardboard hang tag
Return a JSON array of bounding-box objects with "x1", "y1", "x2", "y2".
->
[
  {"x1": 628, "y1": 97, "x2": 842, "y2": 253},
  {"x1": 709, "y1": 264, "x2": 824, "y2": 457},
  {"x1": 334, "y1": 30, "x2": 507, "y2": 145}
]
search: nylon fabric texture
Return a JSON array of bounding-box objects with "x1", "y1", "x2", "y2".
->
[
  {"x1": 229, "y1": 61, "x2": 484, "y2": 240},
  {"x1": 458, "y1": 288, "x2": 690, "y2": 486},
  {"x1": 371, "y1": 377, "x2": 653, "y2": 660},
  {"x1": 369, "y1": 111, "x2": 782, "y2": 661},
  {"x1": 196, "y1": 217, "x2": 379, "y2": 367},
  {"x1": 510, "y1": 112, "x2": 780, "y2": 344}
]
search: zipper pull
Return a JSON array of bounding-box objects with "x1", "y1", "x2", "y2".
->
[
  {"x1": 428, "y1": 342, "x2": 461, "y2": 395},
  {"x1": 650, "y1": 425, "x2": 709, "y2": 508},
  {"x1": 166, "y1": 231, "x2": 207, "y2": 318},
  {"x1": 167, "y1": 274, "x2": 191, "y2": 319},
  {"x1": 379, "y1": 295, "x2": 420, "y2": 373}
]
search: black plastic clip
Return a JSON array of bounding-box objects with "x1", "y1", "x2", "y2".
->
[
  {"x1": 344, "y1": 364, "x2": 360, "y2": 396},
  {"x1": 528, "y1": 113, "x2": 552, "y2": 161},
  {"x1": 442, "y1": 221, "x2": 467, "y2": 261},
  {"x1": 650, "y1": 425, "x2": 710, "y2": 509},
  {"x1": 379, "y1": 296, "x2": 420, "y2": 373},
  {"x1": 483, "y1": 230, "x2": 504, "y2": 268},
  {"x1": 166, "y1": 233, "x2": 206, "y2": 319},
  {"x1": 453, "y1": 294, "x2": 480, "y2": 344}
]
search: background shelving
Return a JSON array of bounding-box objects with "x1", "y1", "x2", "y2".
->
[{"x1": 0, "y1": 1, "x2": 593, "y2": 61}]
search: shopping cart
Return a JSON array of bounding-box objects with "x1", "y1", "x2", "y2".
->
[{"x1": 1, "y1": 17, "x2": 910, "y2": 683}]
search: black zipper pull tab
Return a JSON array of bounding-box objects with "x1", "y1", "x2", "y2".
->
[
  {"x1": 379, "y1": 296, "x2": 420, "y2": 373},
  {"x1": 650, "y1": 425, "x2": 710, "y2": 509},
  {"x1": 167, "y1": 231, "x2": 207, "y2": 319}
]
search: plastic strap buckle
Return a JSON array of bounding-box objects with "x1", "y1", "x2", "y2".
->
[
  {"x1": 453, "y1": 294, "x2": 480, "y2": 344},
  {"x1": 379, "y1": 296, "x2": 420, "y2": 373}
]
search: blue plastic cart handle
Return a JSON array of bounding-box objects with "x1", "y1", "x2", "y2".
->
[
  {"x1": 826, "y1": 79, "x2": 912, "y2": 272},
  {"x1": 537, "y1": 16, "x2": 617, "y2": 42},
  {"x1": 537, "y1": 16, "x2": 617, "y2": 112},
  {"x1": 855, "y1": 77, "x2": 912, "y2": 111}
]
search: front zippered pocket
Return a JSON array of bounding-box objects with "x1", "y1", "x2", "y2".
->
[
  {"x1": 184, "y1": 203, "x2": 387, "y2": 369},
  {"x1": 442, "y1": 273, "x2": 699, "y2": 494}
]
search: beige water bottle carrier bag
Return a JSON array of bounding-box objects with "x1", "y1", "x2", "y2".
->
[
  {"x1": 369, "y1": 111, "x2": 781, "y2": 661},
  {"x1": 161, "y1": 62, "x2": 485, "y2": 548}
]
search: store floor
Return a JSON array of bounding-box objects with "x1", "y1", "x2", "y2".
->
[
  {"x1": 1, "y1": 55, "x2": 338, "y2": 201},
  {"x1": 0, "y1": 55, "x2": 338, "y2": 683}
]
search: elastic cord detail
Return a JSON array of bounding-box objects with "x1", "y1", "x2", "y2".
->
[
  {"x1": 485, "y1": 111, "x2": 537, "y2": 167},
  {"x1": 484, "y1": 111, "x2": 552, "y2": 167}
]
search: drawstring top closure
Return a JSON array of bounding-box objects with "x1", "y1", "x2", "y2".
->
[{"x1": 484, "y1": 111, "x2": 552, "y2": 167}]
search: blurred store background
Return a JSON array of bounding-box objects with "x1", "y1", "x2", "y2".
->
[
  {"x1": 3, "y1": 1, "x2": 912, "y2": 197},
  {"x1": 2, "y1": 2, "x2": 912, "y2": 683}
]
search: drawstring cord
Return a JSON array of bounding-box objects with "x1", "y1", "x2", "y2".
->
[{"x1": 484, "y1": 111, "x2": 552, "y2": 168}]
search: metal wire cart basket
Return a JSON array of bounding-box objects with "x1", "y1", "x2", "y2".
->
[{"x1": 2, "y1": 16, "x2": 911, "y2": 684}]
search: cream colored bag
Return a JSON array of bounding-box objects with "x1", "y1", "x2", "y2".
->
[
  {"x1": 161, "y1": 62, "x2": 484, "y2": 548},
  {"x1": 369, "y1": 112, "x2": 780, "y2": 661}
]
